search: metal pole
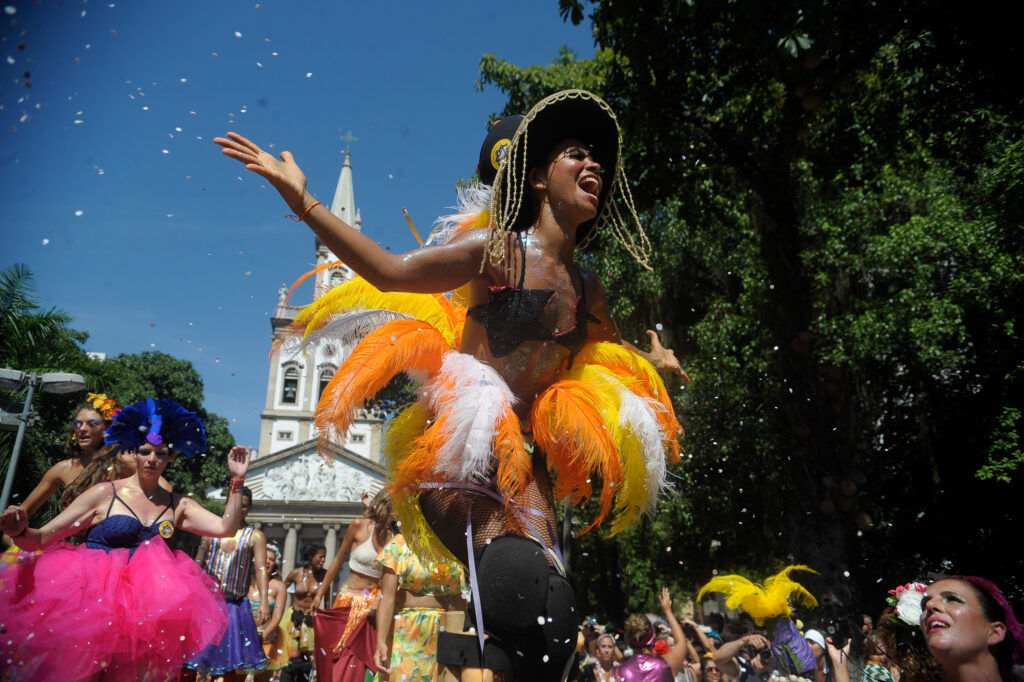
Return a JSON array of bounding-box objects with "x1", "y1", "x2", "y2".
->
[{"x1": 0, "y1": 374, "x2": 37, "y2": 511}]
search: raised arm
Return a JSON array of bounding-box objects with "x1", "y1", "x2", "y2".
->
[
  {"x1": 0, "y1": 482, "x2": 107, "y2": 551},
  {"x1": 683, "y1": 617, "x2": 717, "y2": 653},
  {"x1": 215, "y1": 132, "x2": 485, "y2": 293},
  {"x1": 659, "y1": 588, "x2": 689, "y2": 675},
  {"x1": 312, "y1": 518, "x2": 364, "y2": 613},
  {"x1": 176, "y1": 446, "x2": 251, "y2": 537}
]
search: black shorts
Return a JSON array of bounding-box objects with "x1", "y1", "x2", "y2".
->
[{"x1": 437, "y1": 535, "x2": 578, "y2": 679}]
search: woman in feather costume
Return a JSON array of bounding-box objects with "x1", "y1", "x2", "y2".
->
[{"x1": 215, "y1": 90, "x2": 685, "y2": 681}]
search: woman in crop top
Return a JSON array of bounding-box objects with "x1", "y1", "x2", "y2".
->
[
  {"x1": 217, "y1": 89, "x2": 687, "y2": 681},
  {"x1": 0, "y1": 398, "x2": 251, "y2": 681},
  {"x1": 311, "y1": 489, "x2": 398, "y2": 682}
]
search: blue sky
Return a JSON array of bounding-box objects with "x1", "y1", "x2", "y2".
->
[{"x1": 2, "y1": 1, "x2": 597, "y2": 445}]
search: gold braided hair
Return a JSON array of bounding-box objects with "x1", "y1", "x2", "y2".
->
[{"x1": 484, "y1": 89, "x2": 653, "y2": 272}]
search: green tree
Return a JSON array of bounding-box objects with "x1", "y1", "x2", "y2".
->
[{"x1": 479, "y1": 0, "x2": 1024, "y2": 615}]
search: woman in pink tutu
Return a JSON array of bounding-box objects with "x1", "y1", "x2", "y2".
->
[{"x1": 0, "y1": 398, "x2": 251, "y2": 681}]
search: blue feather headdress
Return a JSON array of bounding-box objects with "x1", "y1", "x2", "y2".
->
[{"x1": 104, "y1": 398, "x2": 207, "y2": 458}]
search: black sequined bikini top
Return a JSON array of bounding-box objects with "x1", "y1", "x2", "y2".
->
[{"x1": 467, "y1": 262, "x2": 599, "y2": 368}]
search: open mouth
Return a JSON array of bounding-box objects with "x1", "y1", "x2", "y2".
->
[
  {"x1": 926, "y1": 617, "x2": 950, "y2": 633},
  {"x1": 578, "y1": 175, "x2": 601, "y2": 197}
]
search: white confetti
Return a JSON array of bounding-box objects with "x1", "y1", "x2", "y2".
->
[
  {"x1": 179, "y1": 77, "x2": 187, "y2": 83},
  {"x1": 74, "y1": 210, "x2": 84, "y2": 216},
  {"x1": 162, "y1": 149, "x2": 169, "y2": 155},
  {"x1": 234, "y1": 31, "x2": 243, "y2": 38},
  {"x1": 4, "y1": 6, "x2": 17, "y2": 15},
  {"x1": 41, "y1": 238, "x2": 49, "y2": 246},
  {"x1": 5, "y1": 56, "x2": 14, "y2": 65},
  {"x1": 306, "y1": 72, "x2": 313, "y2": 78},
  {"x1": 655, "y1": 323, "x2": 663, "y2": 331}
]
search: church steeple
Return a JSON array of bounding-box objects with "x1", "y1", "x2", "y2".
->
[
  {"x1": 329, "y1": 149, "x2": 358, "y2": 230},
  {"x1": 314, "y1": 132, "x2": 359, "y2": 296}
]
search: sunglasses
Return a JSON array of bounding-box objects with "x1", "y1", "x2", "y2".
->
[
  {"x1": 72, "y1": 419, "x2": 105, "y2": 429},
  {"x1": 704, "y1": 668, "x2": 721, "y2": 674}
]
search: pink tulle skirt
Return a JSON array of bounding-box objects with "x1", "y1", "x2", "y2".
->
[{"x1": 0, "y1": 538, "x2": 228, "y2": 681}]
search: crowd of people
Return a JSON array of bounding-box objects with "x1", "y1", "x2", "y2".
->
[{"x1": 2, "y1": 89, "x2": 1022, "y2": 681}]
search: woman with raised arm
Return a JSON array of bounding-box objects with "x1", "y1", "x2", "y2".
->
[
  {"x1": 0, "y1": 398, "x2": 251, "y2": 681},
  {"x1": 216, "y1": 89, "x2": 685, "y2": 681},
  {"x1": 618, "y1": 588, "x2": 691, "y2": 682},
  {"x1": 310, "y1": 489, "x2": 396, "y2": 682}
]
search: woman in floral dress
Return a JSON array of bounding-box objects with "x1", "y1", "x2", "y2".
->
[{"x1": 372, "y1": 534, "x2": 466, "y2": 681}]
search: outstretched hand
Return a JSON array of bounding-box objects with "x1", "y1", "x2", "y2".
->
[
  {"x1": 658, "y1": 586, "x2": 674, "y2": 613},
  {"x1": 645, "y1": 330, "x2": 691, "y2": 384},
  {"x1": 227, "y1": 446, "x2": 252, "y2": 479},
  {"x1": 214, "y1": 132, "x2": 308, "y2": 212}
]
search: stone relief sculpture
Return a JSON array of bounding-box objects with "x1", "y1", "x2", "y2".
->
[{"x1": 261, "y1": 451, "x2": 378, "y2": 501}]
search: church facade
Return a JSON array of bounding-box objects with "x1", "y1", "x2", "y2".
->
[{"x1": 242, "y1": 147, "x2": 388, "y2": 582}]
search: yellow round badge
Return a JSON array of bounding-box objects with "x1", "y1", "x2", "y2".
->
[
  {"x1": 489, "y1": 138, "x2": 512, "y2": 172},
  {"x1": 158, "y1": 520, "x2": 174, "y2": 539}
]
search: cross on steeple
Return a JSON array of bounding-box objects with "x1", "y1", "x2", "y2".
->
[{"x1": 339, "y1": 129, "x2": 358, "y2": 153}]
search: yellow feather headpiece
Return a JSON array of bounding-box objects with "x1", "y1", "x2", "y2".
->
[{"x1": 697, "y1": 565, "x2": 818, "y2": 625}]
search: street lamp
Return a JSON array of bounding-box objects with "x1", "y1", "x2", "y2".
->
[{"x1": 0, "y1": 368, "x2": 87, "y2": 510}]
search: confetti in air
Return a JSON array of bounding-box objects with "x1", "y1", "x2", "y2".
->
[
  {"x1": 74, "y1": 210, "x2": 84, "y2": 216},
  {"x1": 41, "y1": 238, "x2": 49, "y2": 246}
]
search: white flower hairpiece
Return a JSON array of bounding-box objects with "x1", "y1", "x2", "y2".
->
[{"x1": 887, "y1": 582, "x2": 928, "y2": 626}]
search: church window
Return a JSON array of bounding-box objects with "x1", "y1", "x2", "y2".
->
[
  {"x1": 351, "y1": 434, "x2": 365, "y2": 444},
  {"x1": 278, "y1": 431, "x2": 293, "y2": 441},
  {"x1": 319, "y1": 367, "x2": 335, "y2": 399},
  {"x1": 281, "y1": 366, "x2": 299, "y2": 404}
]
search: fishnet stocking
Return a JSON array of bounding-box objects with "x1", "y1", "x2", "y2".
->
[{"x1": 419, "y1": 455, "x2": 557, "y2": 567}]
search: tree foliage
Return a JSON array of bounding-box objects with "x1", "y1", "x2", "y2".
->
[
  {"x1": 1, "y1": 265, "x2": 236, "y2": 524},
  {"x1": 480, "y1": 0, "x2": 1024, "y2": 615}
]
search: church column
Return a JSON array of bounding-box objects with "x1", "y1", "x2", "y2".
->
[
  {"x1": 323, "y1": 523, "x2": 340, "y2": 563},
  {"x1": 282, "y1": 523, "x2": 301, "y2": 578},
  {"x1": 323, "y1": 523, "x2": 342, "y2": 604}
]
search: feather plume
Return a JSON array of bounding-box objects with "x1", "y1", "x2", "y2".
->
[
  {"x1": 562, "y1": 364, "x2": 667, "y2": 534},
  {"x1": 617, "y1": 389, "x2": 669, "y2": 515},
  {"x1": 531, "y1": 380, "x2": 621, "y2": 534},
  {"x1": 295, "y1": 309, "x2": 411, "y2": 354},
  {"x1": 314, "y1": 320, "x2": 449, "y2": 452},
  {"x1": 697, "y1": 565, "x2": 818, "y2": 625},
  {"x1": 427, "y1": 183, "x2": 493, "y2": 246},
  {"x1": 575, "y1": 342, "x2": 683, "y2": 460},
  {"x1": 423, "y1": 352, "x2": 520, "y2": 484},
  {"x1": 300, "y1": 281, "x2": 459, "y2": 348},
  {"x1": 381, "y1": 401, "x2": 466, "y2": 578}
]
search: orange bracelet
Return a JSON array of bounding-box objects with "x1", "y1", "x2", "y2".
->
[{"x1": 287, "y1": 200, "x2": 321, "y2": 222}]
